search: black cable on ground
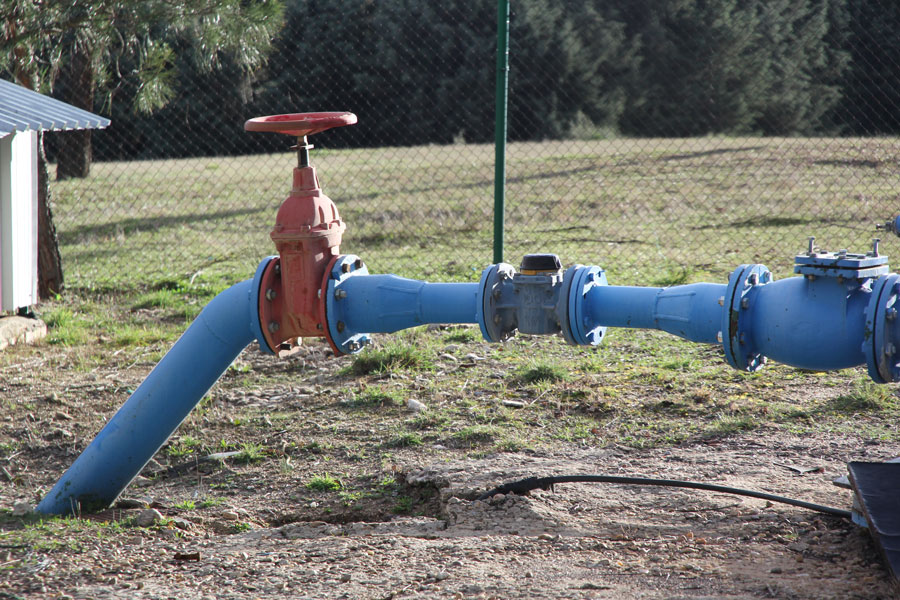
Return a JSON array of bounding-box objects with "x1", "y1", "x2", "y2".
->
[{"x1": 476, "y1": 474, "x2": 852, "y2": 520}]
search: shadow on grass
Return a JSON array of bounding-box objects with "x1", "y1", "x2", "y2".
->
[{"x1": 58, "y1": 205, "x2": 274, "y2": 245}]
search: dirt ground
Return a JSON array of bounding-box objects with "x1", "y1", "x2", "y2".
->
[{"x1": 2, "y1": 336, "x2": 899, "y2": 600}]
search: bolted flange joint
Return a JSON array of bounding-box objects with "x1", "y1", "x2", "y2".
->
[
  {"x1": 721, "y1": 264, "x2": 772, "y2": 372},
  {"x1": 863, "y1": 273, "x2": 900, "y2": 383},
  {"x1": 559, "y1": 265, "x2": 607, "y2": 346},
  {"x1": 321, "y1": 254, "x2": 372, "y2": 356}
]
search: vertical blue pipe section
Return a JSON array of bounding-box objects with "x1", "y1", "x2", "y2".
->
[
  {"x1": 37, "y1": 279, "x2": 259, "y2": 515},
  {"x1": 583, "y1": 283, "x2": 726, "y2": 343},
  {"x1": 338, "y1": 275, "x2": 479, "y2": 334}
]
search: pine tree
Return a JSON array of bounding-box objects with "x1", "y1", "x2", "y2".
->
[
  {"x1": 837, "y1": 0, "x2": 900, "y2": 134},
  {"x1": 620, "y1": 0, "x2": 766, "y2": 136}
]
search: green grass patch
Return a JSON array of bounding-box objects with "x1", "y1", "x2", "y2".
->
[
  {"x1": 306, "y1": 473, "x2": 343, "y2": 492},
  {"x1": 234, "y1": 442, "x2": 266, "y2": 464},
  {"x1": 827, "y1": 381, "x2": 896, "y2": 414},
  {"x1": 348, "y1": 342, "x2": 431, "y2": 375},
  {"x1": 388, "y1": 431, "x2": 423, "y2": 447},
  {"x1": 42, "y1": 307, "x2": 91, "y2": 345},
  {"x1": 346, "y1": 388, "x2": 401, "y2": 407},
  {"x1": 444, "y1": 328, "x2": 479, "y2": 344},
  {"x1": 451, "y1": 424, "x2": 501, "y2": 447},
  {"x1": 516, "y1": 361, "x2": 569, "y2": 384}
]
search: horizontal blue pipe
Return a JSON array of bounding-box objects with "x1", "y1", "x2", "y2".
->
[
  {"x1": 37, "y1": 279, "x2": 259, "y2": 515},
  {"x1": 583, "y1": 283, "x2": 725, "y2": 343},
  {"x1": 749, "y1": 277, "x2": 868, "y2": 371},
  {"x1": 338, "y1": 275, "x2": 479, "y2": 333}
]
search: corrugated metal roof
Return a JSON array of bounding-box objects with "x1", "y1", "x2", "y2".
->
[{"x1": 0, "y1": 78, "x2": 110, "y2": 138}]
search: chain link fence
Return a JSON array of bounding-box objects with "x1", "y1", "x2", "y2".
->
[{"x1": 46, "y1": 0, "x2": 900, "y2": 290}]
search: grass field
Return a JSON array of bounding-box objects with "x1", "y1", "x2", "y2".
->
[{"x1": 50, "y1": 136, "x2": 899, "y2": 289}]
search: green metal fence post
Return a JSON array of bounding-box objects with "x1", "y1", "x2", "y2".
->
[{"x1": 493, "y1": 0, "x2": 510, "y2": 265}]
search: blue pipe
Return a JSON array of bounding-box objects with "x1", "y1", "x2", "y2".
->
[
  {"x1": 37, "y1": 276, "x2": 263, "y2": 515},
  {"x1": 583, "y1": 283, "x2": 725, "y2": 344},
  {"x1": 336, "y1": 275, "x2": 479, "y2": 333},
  {"x1": 748, "y1": 276, "x2": 869, "y2": 371}
]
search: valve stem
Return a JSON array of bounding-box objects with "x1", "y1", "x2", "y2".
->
[{"x1": 290, "y1": 135, "x2": 315, "y2": 168}]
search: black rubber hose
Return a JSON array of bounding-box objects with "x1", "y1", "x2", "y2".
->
[{"x1": 476, "y1": 474, "x2": 852, "y2": 520}]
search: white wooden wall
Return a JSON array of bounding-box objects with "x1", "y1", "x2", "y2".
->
[{"x1": 0, "y1": 130, "x2": 38, "y2": 311}]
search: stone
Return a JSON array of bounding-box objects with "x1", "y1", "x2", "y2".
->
[
  {"x1": 0, "y1": 316, "x2": 47, "y2": 351},
  {"x1": 407, "y1": 398, "x2": 427, "y2": 413},
  {"x1": 12, "y1": 502, "x2": 32, "y2": 516},
  {"x1": 135, "y1": 508, "x2": 163, "y2": 527}
]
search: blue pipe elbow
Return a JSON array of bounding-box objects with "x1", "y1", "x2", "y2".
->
[{"x1": 36, "y1": 270, "x2": 267, "y2": 515}]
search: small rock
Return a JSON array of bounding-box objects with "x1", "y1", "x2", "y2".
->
[
  {"x1": 464, "y1": 353, "x2": 483, "y2": 362},
  {"x1": 135, "y1": 508, "x2": 163, "y2": 527},
  {"x1": 142, "y1": 459, "x2": 164, "y2": 475},
  {"x1": 444, "y1": 344, "x2": 460, "y2": 353},
  {"x1": 339, "y1": 573, "x2": 351, "y2": 583},
  {"x1": 12, "y1": 502, "x2": 32, "y2": 516},
  {"x1": 770, "y1": 567, "x2": 783, "y2": 574},
  {"x1": 221, "y1": 511, "x2": 239, "y2": 521},
  {"x1": 170, "y1": 517, "x2": 192, "y2": 530},
  {"x1": 407, "y1": 398, "x2": 427, "y2": 413},
  {"x1": 502, "y1": 400, "x2": 525, "y2": 408},
  {"x1": 439, "y1": 353, "x2": 458, "y2": 362}
]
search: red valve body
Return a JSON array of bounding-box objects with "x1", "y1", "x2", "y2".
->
[{"x1": 272, "y1": 165, "x2": 345, "y2": 340}]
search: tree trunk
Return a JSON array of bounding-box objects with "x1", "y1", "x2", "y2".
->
[
  {"x1": 37, "y1": 133, "x2": 64, "y2": 298},
  {"x1": 56, "y1": 45, "x2": 95, "y2": 180}
]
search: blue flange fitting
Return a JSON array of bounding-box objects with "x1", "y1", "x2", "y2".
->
[
  {"x1": 864, "y1": 273, "x2": 900, "y2": 383},
  {"x1": 721, "y1": 264, "x2": 772, "y2": 372}
]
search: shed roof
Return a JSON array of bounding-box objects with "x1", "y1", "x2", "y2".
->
[{"x1": 0, "y1": 78, "x2": 110, "y2": 139}]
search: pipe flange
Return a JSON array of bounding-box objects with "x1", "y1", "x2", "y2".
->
[
  {"x1": 252, "y1": 256, "x2": 279, "y2": 354},
  {"x1": 322, "y1": 254, "x2": 371, "y2": 355},
  {"x1": 721, "y1": 264, "x2": 771, "y2": 372},
  {"x1": 560, "y1": 265, "x2": 607, "y2": 346},
  {"x1": 863, "y1": 273, "x2": 900, "y2": 383},
  {"x1": 476, "y1": 263, "x2": 517, "y2": 342}
]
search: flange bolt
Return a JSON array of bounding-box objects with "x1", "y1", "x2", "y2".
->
[
  {"x1": 265, "y1": 288, "x2": 277, "y2": 301},
  {"x1": 887, "y1": 307, "x2": 898, "y2": 322}
]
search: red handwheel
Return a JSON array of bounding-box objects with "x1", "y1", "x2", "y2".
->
[{"x1": 244, "y1": 112, "x2": 357, "y2": 137}]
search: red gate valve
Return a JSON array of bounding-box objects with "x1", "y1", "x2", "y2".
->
[{"x1": 244, "y1": 112, "x2": 357, "y2": 354}]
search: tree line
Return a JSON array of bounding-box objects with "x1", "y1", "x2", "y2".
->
[
  {"x1": 9, "y1": 0, "x2": 900, "y2": 164},
  {"x1": 87, "y1": 0, "x2": 900, "y2": 162}
]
